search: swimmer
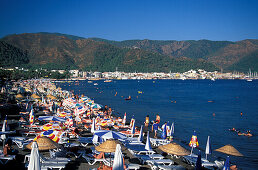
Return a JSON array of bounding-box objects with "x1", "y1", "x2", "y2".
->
[
  {"x1": 240, "y1": 112, "x2": 243, "y2": 116},
  {"x1": 237, "y1": 131, "x2": 245, "y2": 136},
  {"x1": 229, "y1": 127, "x2": 236, "y2": 131},
  {"x1": 245, "y1": 130, "x2": 253, "y2": 137}
]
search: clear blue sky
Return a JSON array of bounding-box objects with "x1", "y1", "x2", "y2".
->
[{"x1": 1, "y1": 0, "x2": 258, "y2": 41}]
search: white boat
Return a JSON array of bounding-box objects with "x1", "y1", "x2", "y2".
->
[
  {"x1": 247, "y1": 79, "x2": 253, "y2": 82},
  {"x1": 104, "y1": 80, "x2": 112, "y2": 82},
  {"x1": 94, "y1": 83, "x2": 98, "y2": 86}
]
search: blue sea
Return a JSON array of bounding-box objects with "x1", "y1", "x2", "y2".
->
[{"x1": 56, "y1": 79, "x2": 258, "y2": 169}]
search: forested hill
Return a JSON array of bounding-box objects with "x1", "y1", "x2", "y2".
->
[{"x1": 1, "y1": 32, "x2": 257, "y2": 72}]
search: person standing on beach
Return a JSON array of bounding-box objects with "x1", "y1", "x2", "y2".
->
[
  {"x1": 152, "y1": 121, "x2": 159, "y2": 138},
  {"x1": 156, "y1": 114, "x2": 160, "y2": 124},
  {"x1": 143, "y1": 115, "x2": 150, "y2": 136}
]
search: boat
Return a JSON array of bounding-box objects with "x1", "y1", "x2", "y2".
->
[
  {"x1": 88, "y1": 81, "x2": 93, "y2": 83},
  {"x1": 247, "y1": 79, "x2": 253, "y2": 82},
  {"x1": 125, "y1": 96, "x2": 131, "y2": 100},
  {"x1": 94, "y1": 83, "x2": 98, "y2": 86},
  {"x1": 104, "y1": 80, "x2": 112, "y2": 82}
]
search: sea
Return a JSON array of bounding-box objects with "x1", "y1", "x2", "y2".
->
[{"x1": 56, "y1": 79, "x2": 258, "y2": 169}]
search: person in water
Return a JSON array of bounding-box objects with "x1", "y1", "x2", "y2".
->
[
  {"x1": 245, "y1": 130, "x2": 253, "y2": 137},
  {"x1": 229, "y1": 127, "x2": 237, "y2": 132},
  {"x1": 240, "y1": 112, "x2": 243, "y2": 116}
]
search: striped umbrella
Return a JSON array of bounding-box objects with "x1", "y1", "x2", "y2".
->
[{"x1": 189, "y1": 131, "x2": 199, "y2": 155}]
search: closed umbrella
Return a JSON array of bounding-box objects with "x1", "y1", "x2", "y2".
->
[
  {"x1": 171, "y1": 122, "x2": 174, "y2": 136},
  {"x1": 189, "y1": 131, "x2": 199, "y2": 155},
  {"x1": 131, "y1": 119, "x2": 135, "y2": 136},
  {"x1": 122, "y1": 113, "x2": 126, "y2": 125},
  {"x1": 112, "y1": 144, "x2": 124, "y2": 170},
  {"x1": 28, "y1": 142, "x2": 41, "y2": 170},
  {"x1": 138, "y1": 125, "x2": 143, "y2": 142},
  {"x1": 91, "y1": 118, "x2": 95, "y2": 133},
  {"x1": 205, "y1": 136, "x2": 212, "y2": 160},
  {"x1": 145, "y1": 131, "x2": 152, "y2": 151},
  {"x1": 1, "y1": 115, "x2": 7, "y2": 146},
  {"x1": 161, "y1": 124, "x2": 167, "y2": 139},
  {"x1": 195, "y1": 150, "x2": 202, "y2": 170}
]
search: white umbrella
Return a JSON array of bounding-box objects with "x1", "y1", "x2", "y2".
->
[
  {"x1": 205, "y1": 136, "x2": 212, "y2": 160},
  {"x1": 1, "y1": 117, "x2": 6, "y2": 144},
  {"x1": 170, "y1": 122, "x2": 174, "y2": 136},
  {"x1": 122, "y1": 113, "x2": 126, "y2": 125},
  {"x1": 91, "y1": 118, "x2": 95, "y2": 133},
  {"x1": 138, "y1": 125, "x2": 143, "y2": 142},
  {"x1": 145, "y1": 131, "x2": 152, "y2": 151},
  {"x1": 28, "y1": 141, "x2": 41, "y2": 170},
  {"x1": 113, "y1": 144, "x2": 124, "y2": 170}
]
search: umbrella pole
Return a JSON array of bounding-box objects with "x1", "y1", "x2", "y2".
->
[
  {"x1": 110, "y1": 152, "x2": 112, "y2": 167},
  {"x1": 206, "y1": 154, "x2": 207, "y2": 160},
  {"x1": 190, "y1": 146, "x2": 193, "y2": 155}
]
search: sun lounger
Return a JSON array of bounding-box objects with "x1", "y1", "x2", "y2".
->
[
  {"x1": 0, "y1": 154, "x2": 15, "y2": 165},
  {"x1": 154, "y1": 164, "x2": 185, "y2": 170},
  {"x1": 82, "y1": 154, "x2": 111, "y2": 166},
  {"x1": 41, "y1": 162, "x2": 67, "y2": 170},
  {"x1": 183, "y1": 154, "x2": 217, "y2": 169},
  {"x1": 78, "y1": 136, "x2": 93, "y2": 147},
  {"x1": 24, "y1": 153, "x2": 70, "y2": 164},
  {"x1": 126, "y1": 163, "x2": 141, "y2": 170},
  {"x1": 146, "y1": 159, "x2": 174, "y2": 166},
  {"x1": 11, "y1": 136, "x2": 34, "y2": 150},
  {"x1": 150, "y1": 138, "x2": 170, "y2": 146}
]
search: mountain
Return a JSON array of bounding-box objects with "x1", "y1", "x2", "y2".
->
[
  {"x1": 0, "y1": 40, "x2": 29, "y2": 67},
  {"x1": 90, "y1": 38, "x2": 258, "y2": 72},
  {"x1": 1, "y1": 32, "x2": 257, "y2": 72}
]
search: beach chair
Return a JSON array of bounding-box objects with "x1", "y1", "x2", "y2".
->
[
  {"x1": 150, "y1": 138, "x2": 170, "y2": 146},
  {"x1": 126, "y1": 144, "x2": 155, "y2": 155},
  {"x1": 126, "y1": 163, "x2": 141, "y2": 170},
  {"x1": 11, "y1": 136, "x2": 34, "y2": 150},
  {"x1": 182, "y1": 154, "x2": 218, "y2": 169},
  {"x1": 78, "y1": 136, "x2": 93, "y2": 147},
  {"x1": 82, "y1": 153, "x2": 111, "y2": 166},
  {"x1": 0, "y1": 150, "x2": 16, "y2": 165},
  {"x1": 41, "y1": 162, "x2": 67, "y2": 170},
  {"x1": 24, "y1": 153, "x2": 71, "y2": 164}
]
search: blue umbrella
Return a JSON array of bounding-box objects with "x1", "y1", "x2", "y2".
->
[
  {"x1": 138, "y1": 125, "x2": 143, "y2": 142},
  {"x1": 94, "y1": 130, "x2": 127, "y2": 140},
  {"x1": 223, "y1": 156, "x2": 230, "y2": 170},
  {"x1": 195, "y1": 150, "x2": 202, "y2": 170},
  {"x1": 161, "y1": 124, "x2": 167, "y2": 139}
]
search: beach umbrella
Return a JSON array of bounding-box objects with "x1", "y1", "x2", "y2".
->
[
  {"x1": 95, "y1": 139, "x2": 126, "y2": 153},
  {"x1": 91, "y1": 118, "x2": 96, "y2": 133},
  {"x1": 28, "y1": 142, "x2": 41, "y2": 170},
  {"x1": 94, "y1": 130, "x2": 127, "y2": 140},
  {"x1": 29, "y1": 107, "x2": 35, "y2": 125},
  {"x1": 91, "y1": 103, "x2": 103, "y2": 109},
  {"x1": 215, "y1": 144, "x2": 243, "y2": 157},
  {"x1": 145, "y1": 131, "x2": 152, "y2": 151},
  {"x1": 223, "y1": 156, "x2": 230, "y2": 170},
  {"x1": 195, "y1": 150, "x2": 202, "y2": 170},
  {"x1": 38, "y1": 116, "x2": 66, "y2": 122},
  {"x1": 158, "y1": 142, "x2": 190, "y2": 156},
  {"x1": 138, "y1": 125, "x2": 143, "y2": 142},
  {"x1": 27, "y1": 136, "x2": 60, "y2": 151},
  {"x1": 122, "y1": 113, "x2": 126, "y2": 125},
  {"x1": 113, "y1": 144, "x2": 124, "y2": 170},
  {"x1": 34, "y1": 129, "x2": 65, "y2": 143},
  {"x1": 161, "y1": 124, "x2": 167, "y2": 139},
  {"x1": 16, "y1": 94, "x2": 24, "y2": 99},
  {"x1": 42, "y1": 122, "x2": 65, "y2": 131},
  {"x1": 205, "y1": 136, "x2": 212, "y2": 160},
  {"x1": 189, "y1": 131, "x2": 199, "y2": 155}
]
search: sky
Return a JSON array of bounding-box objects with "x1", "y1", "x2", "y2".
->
[{"x1": 1, "y1": 0, "x2": 258, "y2": 41}]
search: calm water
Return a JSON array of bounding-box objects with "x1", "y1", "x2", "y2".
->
[{"x1": 57, "y1": 79, "x2": 258, "y2": 169}]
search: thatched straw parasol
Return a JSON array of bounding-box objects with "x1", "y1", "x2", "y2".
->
[
  {"x1": 158, "y1": 142, "x2": 190, "y2": 156},
  {"x1": 16, "y1": 94, "x2": 24, "y2": 99},
  {"x1": 215, "y1": 144, "x2": 243, "y2": 157},
  {"x1": 26, "y1": 136, "x2": 60, "y2": 151},
  {"x1": 95, "y1": 139, "x2": 126, "y2": 153},
  {"x1": 31, "y1": 93, "x2": 41, "y2": 99}
]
